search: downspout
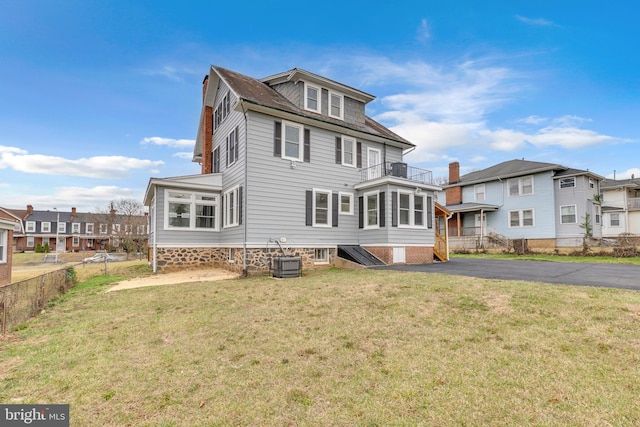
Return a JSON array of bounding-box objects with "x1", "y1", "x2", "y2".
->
[
  {"x1": 445, "y1": 211, "x2": 453, "y2": 261},
  {"x1": 152, "y1": 186, "x2": 157, "y2": 273},
  {"x1": 241, "y1": 101, "x2": 249, "y2": 277},
  {"x1": 480, "y1": 208, "x2": 485, "y2": 249}
]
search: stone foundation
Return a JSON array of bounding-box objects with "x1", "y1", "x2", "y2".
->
[{"x1": 155, "y1": 247, "x2": 337, "y2": 276}]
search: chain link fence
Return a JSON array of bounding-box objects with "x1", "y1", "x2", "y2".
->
[{"x1": 1, "y1": 267, "x2": 76, "y2": 335}]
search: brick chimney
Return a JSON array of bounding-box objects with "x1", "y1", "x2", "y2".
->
[
  {"x1": 446, "y1": 162, "x2": 462, "y2": 205},
  {"x1": 70, "y1": 207, "x2": 77, "y2": 221},
  {"x1": 24, "y1": 204, "x2": 34, "y2": 220},
  {"x1": 201, "y1": 74, "x2": 213, "y2": 174}
]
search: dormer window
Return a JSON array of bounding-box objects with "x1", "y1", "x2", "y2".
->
[
  {"x1": 304, "y1": 84, "x2": 321, "y2": 113},
  {"x1": 329, "y1": 91, "x2": 344, "y2": 119}
]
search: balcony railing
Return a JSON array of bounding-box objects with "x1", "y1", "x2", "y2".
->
[
  {"x1": 629, "y1": 198, "x2": 640, "y2": 210},
  {"x1": 359, "y1": 162, "x2": 433, "y2": 184}
]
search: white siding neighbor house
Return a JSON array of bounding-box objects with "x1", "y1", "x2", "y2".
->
[{"x1": 145, "y1": 66, "x2": 447, "y2": 275}]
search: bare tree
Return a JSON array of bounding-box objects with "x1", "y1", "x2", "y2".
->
[{"x1": 91, "y1": 199, "x2": 148, "y2": 258}]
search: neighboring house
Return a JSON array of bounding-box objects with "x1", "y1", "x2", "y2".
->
[
  {"x1": 443, "y1": 160, "x2": 603, "y2": 249},
  {"x1": 600, "y1": 177, "x2": 640, "y2": 238},
  {"x1": 145, "y1": 65, "x2": 447, "y2": 275},
  {"x1": 0, "y1": 212, "x2": 19, "y2": 285},
  {"x1": 3, "y1": 205, "x2": 148, "y2": 253}
]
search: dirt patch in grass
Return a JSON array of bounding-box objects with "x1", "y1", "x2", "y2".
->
[{"x1": 107, "y1": 268, "x2": 239, "y2": 291}]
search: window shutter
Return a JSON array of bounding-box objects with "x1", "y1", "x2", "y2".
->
[
  {"x1": 226, "y1": 136, "x2": 230, "y2": 166},
  {"x1": 391, "y1": 191, "x2": 398, "y2": 227},
  {"x1": 427, "y1": 196, "x2": 433, "y2": 229},
  {"x1": 358, "y1": 196, "x2": 364, "y2": 229},
  {"x1": 379, "y1": 192, "x2": 386, "y2": 228},
  {"x1": 332, "y1": 192, "x2": 339, "y2": 227},
  {"x1": 274, "y1": 121, "x2": 282, "y2": 157},
  {"x1": 305, "y1": 190, "x2": 313, "y2": 226},
  {"x1": 238, "y1": 186, "x2": 243, "y2": 226},
  {"x1": 304, "y1": 128, "x2": 311, "y2": 163},
  {"x1": 335, "y1": 137, "x2": 342, "y2": 164},
  {"x1": 356, "y1": 142, "x2": 362, "y2": 168},
  {"x1": 221, "y1": 194, "x2": 224, "y2": 228}
]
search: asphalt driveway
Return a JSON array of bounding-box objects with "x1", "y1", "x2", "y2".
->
[{"x1": 376, "y1": 258, "x2": 640, "y2": 290}]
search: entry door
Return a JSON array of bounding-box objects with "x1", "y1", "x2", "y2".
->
[
  {"x1": 367, "y1": 148, "x2": 381, "y2": 179},
  {"x1": 57, "y1": 236, "x2": 65, "y2": 252}
]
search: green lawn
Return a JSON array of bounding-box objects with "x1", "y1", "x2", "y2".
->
[
  {"x1": 452, "y1": 251, "x2": 640, "y2": 265},
  {"x1": 1, "y1": 268, "x2": 640, "y2": 426}
]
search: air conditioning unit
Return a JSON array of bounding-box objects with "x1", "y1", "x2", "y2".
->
[
  {"x1": 272, "y1": 256, "x2": 302, "y2": 278},
  {"x1": 391, "y1": 162, "x2": 408, "y2": 178}
]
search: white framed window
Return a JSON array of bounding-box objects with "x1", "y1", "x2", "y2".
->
[
  {"x1": 86, "y1": 223, "x2": 94, "y2": 234},
  {"x1": 212, "y1": 147, "x2": 220, "y2": 173},
  {"x1": 137, "y1": 224, "x2": 147, "y2": 234},
  {"x1": 99, "y1": 224, "x2": 107, "y2": 234},
  {"x1": 589, "y1": 178, "x2": 595, "y2": 189},
  {"x1": 166, "y1": 190, "x2": 220, "y2": 231},
  {"x1": 228, "y1": 248, "x2": 235, "y2": 263},
  {"x1": 214, "y1": 92, "x2": 231, "y2": 130},
  {"x1": 57, "y1": 222, "x2": 66, "y2": 233},
  {"x1": 365, "y1": 191, "x2": 379, "y2": 229},
  {"x1": 282, "y1": 121, "x2": 304, "y2": 162},
  {"x1": 314, "y1": 248, "x2": 329, "y2": 264},
  {"x1": 341, "y1": 136, "x2": 356, "y2": 167},
  {"x1": 329, "y1": 91, "x2": 344, "y2": 120},
  {"x1": 26, "y1": 221, "x2": 35, "y2": 232},
  {"x1": 72, "y1": 223, "x2": 80, "y2": 233},
  {"x1": 560, "y1": 177, "x2": 576, "y2": 189},
  {"x1": 475, "y1": 184, "x2": 486, "y2": 202},
  {"x1": 223, "y1": 187, "x2": 240, "y2": 228},
  {"x1": 610, "y1": 213, "x2": 620, "y2": 227},
  {"x1": 339, "y1": 192, "x2": 353, "y2": 215},
  {"x1": 509, "y1": 209, "x2": 535, "y2": 227},
  {"x1": 112, "y1": 224, "x2": 121, "y2": 233},
  {"x1": 72, "y1": 236, "x2": 80, "y2": 247},
  {"x1": 27, "y1": 236, "x2": 34, "y2": 247},
  {"x1": 0, "y1": 230, "x2": 6, "y2": 263},
  {"x1": 124, "y1": 224, "x2": 132, "y2": 234},
  {"x1": 313, "y1": 189, "x2": 332, "y2": 227},
  {"x1": 226, "y1": 127, "x2": 239, "y2": 166},
  {"x1": 41, "y1": 222, "x2": 51, "y2": 233},
  {"x1": 508, "y1": 176, "x2": 534, "y2": 197},
  {"x1": 560, "y1": 205, "x2": 577, "y2": 224},
  {"x1": 594, "y1": 205, "x2": 601, "y2": 224},
  {"x1": 397, "y1": 191, "x2": 426, "y2": 228},
  {"x1": 304, "y1": 83, "x2": 321, "y2": 112}
]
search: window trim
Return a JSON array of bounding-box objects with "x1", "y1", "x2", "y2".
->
[
  {"x1": 508, "y1": 209, "x2": 535, "y2": 228},
  {"x1": 72, "y1": 236, "x2": 80, "y2": 247},
  {"x1": 304, "y1": 83, "x2": 321, "y2": 113},
  {"x1": 328, "y1": 91, "x2": 344, "y2": 120},
  {"x1": 610, "y1": 213, "x2": 621, "y2": 227},
  {"x1": 58, "y1": 222, "x2": 66, "y2": 233},
  {"x1": 99, "y1": 224, "x2": 108, "y2": 234},
  {"x1": 86, "y1": 223, "x2": 94, "y2": 234},
  {"x1": 312, "y1": 188, "x2": 332, "y2": 228},
  {"x1": 341, "y1": 136, "x2": 356, "y2": 167},
  {"x1": 474, "y1": 184, "x2": 486, "y2": 202},
  {"x1": 281, "y1": 121, "x2": 304, "y2": 162},
  {"x1": 314, "y1": 248, "x2": 329, "y2": 265},
  {"x1": 339, "y1": 192, "x2": 354, "y2": 215},
  {"x1": 26, "y1": 221, "x2": 35, "y2": 233},
  {"x1": 41, "y1": 222, "x2": 51, "y2": 233},
  {"x1": 27, "y1": 236, "x2": 35, "y2": 248},
  {"x1": 508, "y1": 175, "x2": 534, "y2": 197},
  {"x1": 165, "y1": 190, "x2": 220, "y2": 231},
  {"x1": 396, "y1": 191, "x2": 427, "y2": 229},
  {"x1": 226, "y1": 127, "x2": 239, "y2": 167},
  {"x1": 223, "y1": 186, "x2": 240, "y2": 229},
  {"x1": 72, "y1": 223, "x2": 81, "y2": 233},
  {"x1": 560, "y1": 205, "x2": 577, "y2": 224},
  {"x1": 0, "y1": 230, "x2": 6, "y2": 263},
  {"x1": 559, "y1": 177, "x2": 576, "y2": 189},
  {"x1": 364, "y1": 190, "x2": 380, "y2": 230}
]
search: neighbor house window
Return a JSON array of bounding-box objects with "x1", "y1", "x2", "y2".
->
[
  {"x1": 0, "y1": 230, "x2": 6, "y2": 263},
  {"x1": 72, "y1": 236, "x2": 80, "y2": 247},
  {"x1": 365, "y1": 191, "x2": 379, "y2": 229},
  {"x1": 610, "y1": 213, "x2": 620, "y2": 227},
  {"x1": 560, "y1": 205, "x2": 577, "y2": 224},
  {"x1": 27, "y1": 236, "x2": 34, "y2": 247},
  {"x1": 509, "y1": 209, "x2": 535, "y2": 227},
  {"x1": 282, "y1": 121, "x2": 304, "y2": 162},
  {"x1": 86, "y1": 223, "x2": 94, "y2": 234},
  {"x1": 329, "y1": 91, "x2": 344, "y2": 119},
  {"x1": 226, "y1": 127, "x2": 239, "y2": 166},
  {"x1": 304, "y1": 83, "x2": 321, "y2": 112},
  {"x1": 57, "y1": 222, "x2": 66, "y2": 233},
  {"x1": 508, "y1": 176, "x2": 534, "y2": 197},
  {"x1": 167, "y1": 190, "x2": 220, "y2": 231},
  {"x1": 560, "y1": 177, "x2": 576, "y2": 189},
  {"x1": 137, "y1": 225, "x2": 147, "y2": 234},
  {"x1": 99, "y1": 224, "x2": 107, "y2": 234},
  {"x1": 112, "y1": 224, "x2": 121, "y2": 233},
  {"x1": 314, "y1": 248, "x2": 329, "y2": 264},
  {"x1": 41, "y1": 222, "x2": 51, "y2": 233},
  {"x1": 313, "y1": 189, "x2": 332, "y2": 227},
  {"x1": 72, "y1": 223, "x2": 80, "y2": 233},
  {"x1": 475, "y1": 184, "x2": 486, "y2": 202},
  {"x1": 223, "y1": 187, "x2": 240, "y2": 228},
  {"x1": 339, "y1": 192, "x2": 353, "y2": 215},
  {"x1": 26, "y1": 221, "x2": 35, "y2": 232}
]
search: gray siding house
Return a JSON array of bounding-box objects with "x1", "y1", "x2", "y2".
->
[
  {"x1": 443, "y1": 160, "x2": 603, "y2": 250},
  {"x1": 145, "y1": 66, "x2": 446, "y2": 274}
]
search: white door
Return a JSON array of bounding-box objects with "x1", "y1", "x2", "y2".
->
[
  {"x1": 474, "y1": 214, "x2": 487, "y2": 235},
  {"x1": 367, "y1": 148, "x2": 381, "y2": 179},
  {"x1": 57, "y1": 236, "x2": 65, "y2": 252},
  {"x1": 393, "y1": 247, "x2": 406, "y2": 263}
]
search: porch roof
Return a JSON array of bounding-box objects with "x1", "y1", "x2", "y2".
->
[{"x1": 445, "y1": 202, "x2": 500, "y2": 213}]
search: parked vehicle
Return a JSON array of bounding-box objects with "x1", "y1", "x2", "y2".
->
[{"x1": 83, "y1": 253, "x2": 117, "y2": 263}]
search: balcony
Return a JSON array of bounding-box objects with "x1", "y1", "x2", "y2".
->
[
  {"x1": 629, "y1": 198, "x2": 640, "y2": 211},
  {"x1": 359, "y1": 162, "x2": 433, "y2": 185}
]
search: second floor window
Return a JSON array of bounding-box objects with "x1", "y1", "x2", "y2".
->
[
  {"x1": 58, "y1": 222, "x2": 66, "y2": 233},
  {"x1": 475, "y1": 184, "x2": 486, "y2": 202},
  {"x1": 212, "y1": 147, "x2": 220, "y2": 173},
  {"x1": 283, "y1": 122, "x2": 303, "y2": 161},
  {"x1": 226, "y1": 127, "x2": 239, "y2": 166},
  {"x1": 26, "y1": 221, "x2": 35, "y2": 232},
  {"x1": 41, "y1": 222, "x2": 51, "y2": 233},
  {"x1": 560, "y1": 177, "x2": 575, "y2": 189},
  {"x1": 72, "y1": 223, "x2": 81, "y2": 233},
  {"x1": 508, "y1": 176, "x2": 533, "y2": 197},
  {"x1": 100, "y1": 224, "x2": 107, "y2": 234},
  {"x1": 86, "y1": 223, "x2": 94, "y2": 234},
  {"x1": 304, "y1": 84, "x2": 320, "y2": 112}
]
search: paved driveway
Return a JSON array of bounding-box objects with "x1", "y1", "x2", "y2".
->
[{"x1": 375, "y1": 258, "x2": 640, "y2": 290}]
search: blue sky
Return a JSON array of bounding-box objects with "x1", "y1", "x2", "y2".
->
[{"x1": 1, "y1": 0, "x2": 639, "y2": 212}]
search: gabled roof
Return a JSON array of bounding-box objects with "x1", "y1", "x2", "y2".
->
[
  {"x1": 553, "y1": 168, "x2": 604, "y2": 180},
  {"x1": 601, "y1": 177, "x2": 640, "y2": 190},
  {"x1": 451, "y1": 159, "x2": 566, "y2": 186},
  {"x1": 194, "y1": 66, "x2": 413, "y2": 161}
]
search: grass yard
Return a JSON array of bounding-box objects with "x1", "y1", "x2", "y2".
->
[{"x1": 1, "y1": 268, "x2": 640, "y2": 426}]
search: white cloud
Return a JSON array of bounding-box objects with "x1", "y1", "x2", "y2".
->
[
  {"x1": 173, "y1": 152, "x2": 194, "y2": 159},
  {"x1": 0, "y1": 145, "x2": 164, "y2": 178},
  {"x1": 517, "y1": 115, "x2": 548, "y2": 125},
  {"x1": 139, "y1": 65, "x2": 200, "y2": 81},
  {"x1": 609, "y1": 168, "x2": 640, "y2": 180},
  {"x1": 515, "y1": 15, "x2": 556, "y2": 27},
  {"x1": 416, "y1": 19, "x2": 431, "y2": 42},
  {"x1": 141, "y1": 137, "x2": 195, "y2": 148}
]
